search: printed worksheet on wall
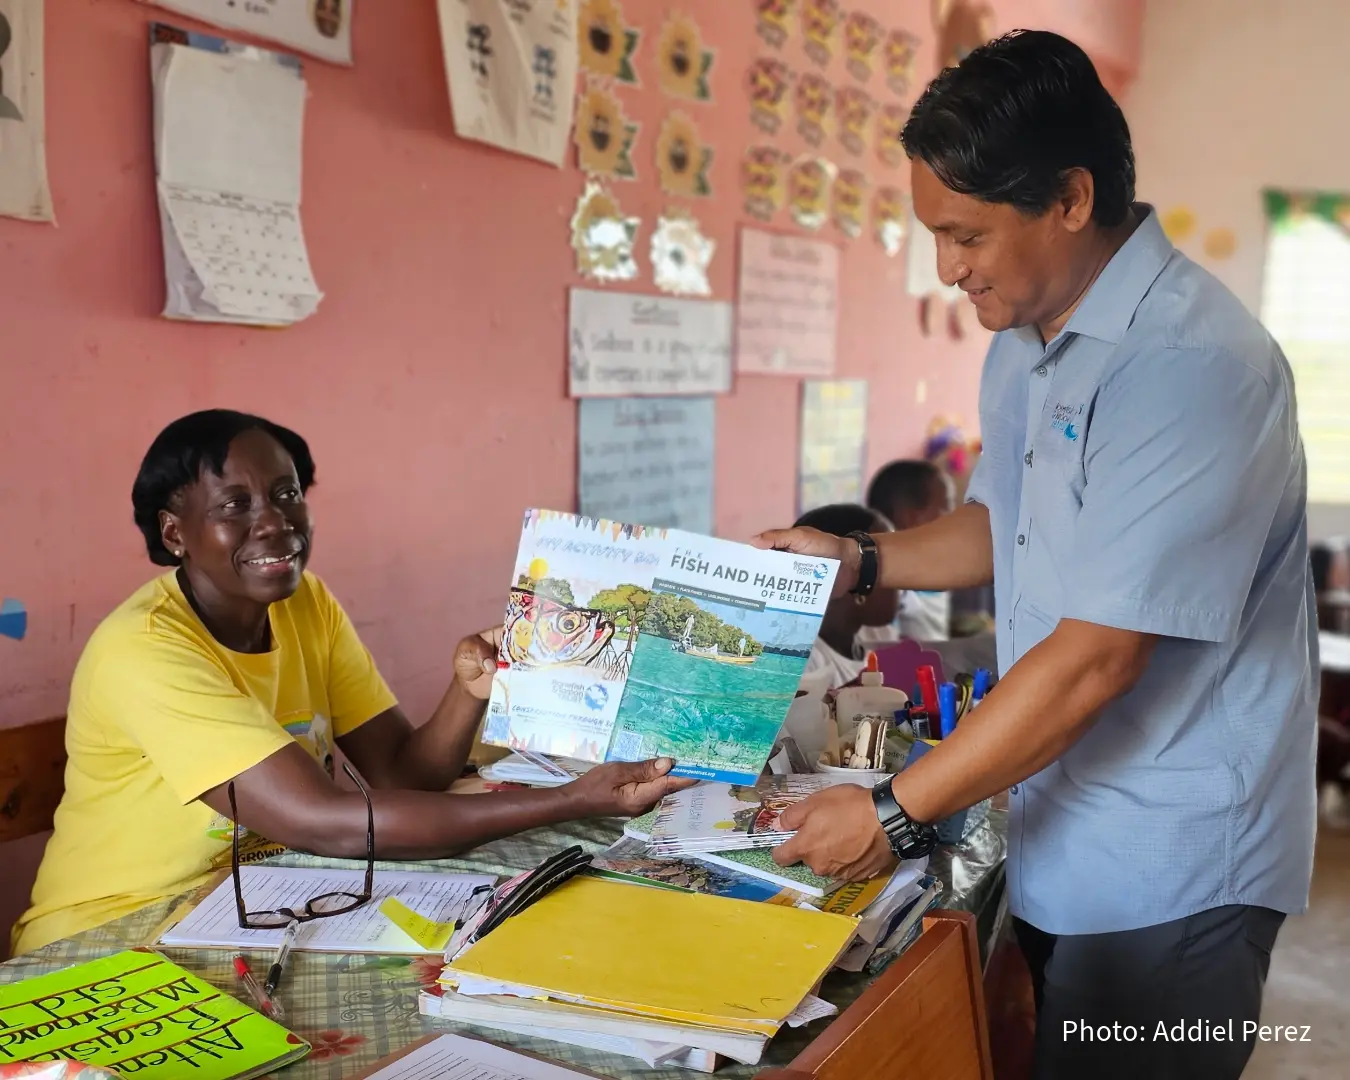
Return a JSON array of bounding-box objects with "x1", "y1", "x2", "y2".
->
[{"x1": 149, "y1": 23, "x2": 324, "y2": 327}]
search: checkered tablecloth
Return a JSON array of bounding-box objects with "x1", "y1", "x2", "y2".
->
[{"x1": 1, "y1": 812, "x2": 1006, "y2": 1079}]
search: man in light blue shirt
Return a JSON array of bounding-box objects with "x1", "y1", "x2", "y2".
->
[{"x1": 757, "y1": 29, "x2": 1316, "y2": 1080}]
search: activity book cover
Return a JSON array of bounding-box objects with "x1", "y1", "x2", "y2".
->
[{"x1": 483, "y1": 509, "x2": 840, "y2": 784}]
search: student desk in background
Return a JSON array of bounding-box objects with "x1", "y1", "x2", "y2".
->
[{"x1": 0, "y1": 795, "x2": 1008, "y2": 1080}]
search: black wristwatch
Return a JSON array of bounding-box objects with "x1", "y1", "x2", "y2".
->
[
  {"x1": 846, "y1": 531, "x2": 878, "y2": 597},
  {"x1": 871, "y1": 777, "x2": 938, "y2": 861}
]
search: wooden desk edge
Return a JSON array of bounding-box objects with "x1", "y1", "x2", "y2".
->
[{"x1": 762, "y1": 910, "x2": 994, "y2": 1080}]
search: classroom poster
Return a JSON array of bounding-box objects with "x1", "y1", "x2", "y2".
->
[
  {"x1": 578, "y1": 397, "x2": 715, "y2": 534},
  {"x1": 0, "y1": 0, "x2": 53, "y2": 222},
  {"x1": 568, "y1": 288, "x2": 733, "y2": 397},
  {"x1": 437, "y1": 0, "x2": 578, "y2": 167},
  {"x1": 136, "y1": 0, "x2": 354, "y2": 64},
  {"x1": 735, "y1": 227, "x2": 839, "y2": 376},
  {"x1": 798, "y1": 379, "x2": 869, "y2": 514}
]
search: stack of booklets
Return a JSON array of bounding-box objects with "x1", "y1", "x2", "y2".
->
[
  {"x1": 477, "y1": 749, "x2": 594, "y2": 788},
  {"x1": 482, "y1": 510, "x2": 840, "y2": 785},
  {"x1": 643, "y1": 773, "x2": 842, "y2": 857},
  {"x1": 420, "y1": 876, "x2": 857, "y2": 1071}
]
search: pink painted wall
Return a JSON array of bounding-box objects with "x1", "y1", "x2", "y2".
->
[
  {"x1": 0, "y1": 0, "x2": 1140, "y2": 950},
  {"x1": 0, "y1": 0, "x2": 993, "y2": 734}
]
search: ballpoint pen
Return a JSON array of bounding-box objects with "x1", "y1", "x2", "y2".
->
[
  {"x1": 234, "y1": 954, "x2": 283, "y2": 1021},
  {"x1": 264, "y1": 917, "x2": 300, "y2": 997}
]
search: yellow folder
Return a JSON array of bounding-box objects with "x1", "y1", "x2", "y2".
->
[{"x1": 443, "y1": 876, "x2": 858, "y2": 1035}]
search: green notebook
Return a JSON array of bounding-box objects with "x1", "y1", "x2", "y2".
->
[{"x1": 0, "y1": 950, "x2": 309, "y2": 1080}]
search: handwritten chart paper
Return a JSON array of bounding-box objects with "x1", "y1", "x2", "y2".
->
[
  {"x1": 736, "y1": 229, "x2": 839, "y2": 376},
  {"x1": 0, "y1": 950, "x2": 308, "y2": 1079},
  {"x1": 798, "y1": 379, "x2": 869, "y2": 515},
  {"x1": 137, "y1": 1, "x2": 354, "y2": 65},
  {"x1": 569, "y1": 289, "x2": 733, "y2": 398},
  {"x1": 579, "y1": 397, "x2": 715, "y2": 533},
  {"x1": 151, "y1": 25, "x2": 323, "y2": 326},
  {"x1": 0, "y1": 0, "x2": 54, "y2": 222},
  {"x1": 360, "y1": 1032, "x2": 590, "y2": 1080},
  {"x1": 159, "y1": 867, "x2": 496, "y2": 954},
  {"x1": 438, "y1": 0, "x2": 578, "y2": 167}
]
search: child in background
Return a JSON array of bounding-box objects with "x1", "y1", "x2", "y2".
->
[
  {"x1": 858, "y1": 460, "x2": 956, "y2": 644},
  {"x1": 793, "y1": 504, "x2": 901, "y2": 690}
]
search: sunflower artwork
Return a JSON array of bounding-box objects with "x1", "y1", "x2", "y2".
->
[
  {"x1": 656, "y1": 111, "x2": 713, "y2": 198},
  {"x1": 747, "y1": 56, "x2": 793, "y2": 135},
  {"x1": 754, "y1": 0, "x2": 795, "y2": 50},
  {"x1": 742, "y1": 145, "x2": 790, "y2": 222},
  {"x1": 570, "y1": 179, "x2": 640, "y2": 282},
  {"x1": 578, "y1": 0, "x2": 639, "y2": 84},
  {"x1": 656, "y1": 13, "x2": 714, "y2": 102},
  {"x1": 876, "y1": 102, "x2": 908, "y2": 168},
  {"x1": 787, "y1": 156, "x2": 837, "y2": 232},
  {"x1": 832, "y1": 168, "x2": 869, "y2": 240},
  {"x1": 574, "y1": 83, "x2": 639, "y2": 179},
  {"x1": 800, "y1": 0, "x2": 841, "y2": 69},
  {"x1": 872, "y1": 185, "x2": 909, "y2": 257}
]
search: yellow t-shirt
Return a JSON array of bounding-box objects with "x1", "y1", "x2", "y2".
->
[{"x1": 12, "y1": 571, "x2": 397, "y2": 956}]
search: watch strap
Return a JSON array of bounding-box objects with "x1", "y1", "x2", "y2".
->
[
  {"x1": 846, "y1": 531, "x2": 878, "y2": 597},
  {"x1": 871, "y1": 778, "x2": 937, "y2": 861}
]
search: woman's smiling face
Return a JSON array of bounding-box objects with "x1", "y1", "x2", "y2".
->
[{"x1": 162, "y1": 429, "x2": 313, "y2": 608}]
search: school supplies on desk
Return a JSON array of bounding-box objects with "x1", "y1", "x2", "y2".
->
[
  {"x1": 157, "y1": 867, "x2": 496, "y2": 954},
  {"x1": 483, "y1": 509, "x2": 839, "y2": 784},
  {"x1": 439, "y1": 876, "x2": 857, "y2": 1037},
  {"x1": 0, "y1": 950, "x2": 308, "y2": 1080}
]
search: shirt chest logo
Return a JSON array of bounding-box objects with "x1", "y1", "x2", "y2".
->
[{"x1": 1049, "y1": 402, "x2": 1085, "y2": 442}]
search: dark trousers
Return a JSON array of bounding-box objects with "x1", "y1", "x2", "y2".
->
[{"x1": 1014, "y1": 905, "x2": 1285, "y2": 1080}]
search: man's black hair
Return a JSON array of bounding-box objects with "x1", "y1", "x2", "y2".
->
[
  {"x1": 131, "y1": 409, "x2": 316, "y2": 566},
  {"x1": 866, "y1": 460, "x2": 944, "y2": 518},
  {"x1": 901, "y1": 29, "x2": 1135, "y2": 227},
  {"x1": 794, "y1": 503, "x2": 889, "y2": 538}
]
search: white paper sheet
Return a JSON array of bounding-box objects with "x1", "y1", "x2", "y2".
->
[
  {"x1": 366, "y1": 1033, "x2": 592, "y2": 1080},
  {"x1": 0, "y1": 0, "x2": 54, "y2": 222},
  {"x1": 736, "y1": 229, "x2": 839, "y2": 376},
  {"x1": 437, "y1": 0, "x2": 578, "y2": 167},
  {"x1": 568, "y1": 288, "x2": 733, "y2": 398},
  {"x1": 151, "y1": 28, "x2": 322, "y2": 326},
  {"x1": 138, "y1": 1, "x2": 354, "y2": 65},
  {"x1": 159, "y1": 867, "x2": 496, "y2": 953}
]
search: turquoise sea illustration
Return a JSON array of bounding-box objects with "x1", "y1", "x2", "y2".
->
[{"x1": 606, "y1": 586, "x2": 820, "y2": 782}]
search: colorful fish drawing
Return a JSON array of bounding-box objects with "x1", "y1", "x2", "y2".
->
[{"x1": 502, "y1": 589, "x2": 615, "y2": 669}]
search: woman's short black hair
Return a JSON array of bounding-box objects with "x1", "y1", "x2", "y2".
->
[
  {"x1": 131, "y1": 409, "x2": 316, "y2": 566},
  {"x1": 901, "y1": 29, "x2": 1135, "y2": 227},
  {"x1": 794, "y1": 503, "x2": 890, "y2": 539}
]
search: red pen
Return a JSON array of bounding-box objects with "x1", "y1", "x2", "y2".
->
[
  {"x1": 233, "y1": 954, "x2": 283, "y2": 1022},
  {"x1": 917, "y1": 665, "x2": 940, "y2": 719}
]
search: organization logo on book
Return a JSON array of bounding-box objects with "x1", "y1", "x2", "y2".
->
[
  {"x1": 584, "y1": 683, "x2": 609, "y2": 711},
  {"x1": 793, "y1": 559, "x2": 830, "y2": 580}
]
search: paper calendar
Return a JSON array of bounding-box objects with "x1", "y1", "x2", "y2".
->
[{"x1": 149, "y1": 23, "x2": 323, "y2": 327}]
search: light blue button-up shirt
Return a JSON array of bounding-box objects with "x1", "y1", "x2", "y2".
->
[{"x1": 966, "y1": 205, "x2": 1318, "y2": 935}]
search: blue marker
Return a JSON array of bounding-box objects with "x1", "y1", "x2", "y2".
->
[
  {"x1": 972, "y1": 668, "x2": 992, "y2": 705},
  {"x1": 938, "y1": 682, "x2": 958, "y2": 739}
]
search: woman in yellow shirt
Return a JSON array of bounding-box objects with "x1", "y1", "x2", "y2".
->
[{"x1": 14, "y1": 410, "x2": 687, "y2": 955}]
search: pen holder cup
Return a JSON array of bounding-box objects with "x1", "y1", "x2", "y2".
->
[{"x1": 900, "y1": 739, "x2": 992, "y2": 845}]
